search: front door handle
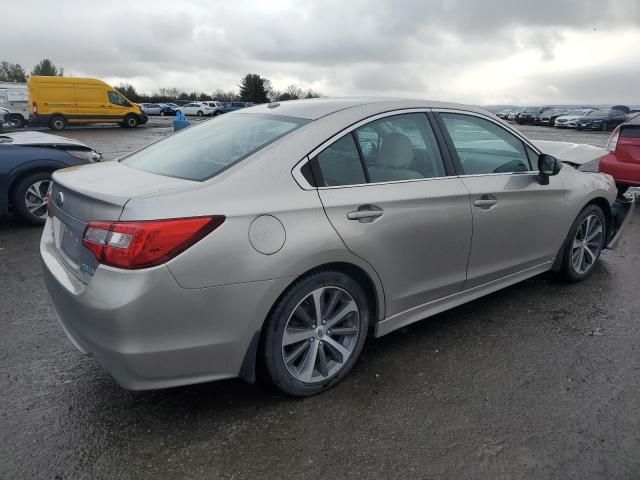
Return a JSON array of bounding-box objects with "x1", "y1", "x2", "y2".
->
[
  {"x1": 347, "y1": 205, "x2": 383, "y2": 222},
  {"x1": 473, "y1": 195, "x2": 498, "y2": 209}
]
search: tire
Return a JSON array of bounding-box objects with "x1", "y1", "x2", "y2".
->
[
  {"x1": 557, "y1": 204, "x2": 606, "y2": 282},
  {"x1": 214, "y1": 111, "x2": 222, "y2": 116},
  {"x1": 261, "y1": 271, "x2": 370, "y2": 396},
  {"x1": 122, "y1": 115, "x2": 138, "y2": 128},
  {"x1": 160, "y1": 111, "x2": 165, "y2": 116},
  {"x1": 49, "y1": 116, "x2": 66, "y2": 131},
  {"x1": 12, "y1": 171, "x2": 52, "y2": 226},
  {"x1": 197, "y1": 110, "x2": 204, "y2": 117},
  {"x1": 601, "y1": 121, "x2": 608, "y2": 132},
  {"x1": 6, "y1": 115, "x2": 24, "y2": 128}
]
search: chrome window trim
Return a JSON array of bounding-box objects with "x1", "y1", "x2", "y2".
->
[{"x1": 292, "y1": 108, "x2": 452, "y2": 190}]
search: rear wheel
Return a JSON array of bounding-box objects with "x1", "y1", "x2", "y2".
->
[
  {"x1": 160, "y1": 111, "x2": 166, "y2": 116},
  {"x1": 262, "y1": 271, "x2": 369, "y2": 396},
  {"x1": 6, "y1": 115, "x2": 24, "y2": 128},
  {"x1": 13, "y1": 171, "x2": 52, "y2": 225},
  {"x1": 49, "y1": 116, "x2": 66, "y2": 131},
  {"x1": 558, "y1": 205, "x2": 606, "y2": 282},
  {"x1": 122, "y1": 115, "x2": 138, "y2": 128}
]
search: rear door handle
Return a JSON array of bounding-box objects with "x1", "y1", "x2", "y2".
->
[
  {"x1": 473, "y1": 195, "x2": 498, "y2": 209},
  {"x1": 347, "y1": 205, "x2": 383, "y2": 222}
]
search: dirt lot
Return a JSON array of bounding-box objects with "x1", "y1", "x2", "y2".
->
[{"x1": 1, "y1": 118, "x2": 639, "y2": 480}]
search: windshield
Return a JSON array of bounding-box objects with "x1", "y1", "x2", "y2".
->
[
  {"x1": 523, "y1": 107, "x2": 540, "y2": 113},
  {"x1": 565, "y1": 110, "x2": 587, "y2": 116},
  {"x1": 585, "y1": 110, "x2": 607, "y2": 116},
  {"x1": 122, "y1": 113, "x2": 309, "y2": 181}
]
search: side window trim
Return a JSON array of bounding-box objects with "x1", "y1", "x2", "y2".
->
[
  {"x1": 291, "y1": 108, "x2": 457, "y2": 190},
  {"x1": 432, "y1": 109, "x2": 540, "y2": 176}
]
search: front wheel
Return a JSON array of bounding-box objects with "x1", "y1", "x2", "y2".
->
[
  {"x1": 197, "y1": 110, "x2": 204, "y2": 117},
  {"x1": 261, "y1": 271, "x2": 369, "y2": 396},
  {"x1": 557, "y1": 204, "x2": 606, "y2": 282},
  {"x1": 122, "y1": 115, "x2": 138, "y2": 128},
  {"x1": 601, "y1": 121, "x2": 608, "y2": 131},
  {"x1": 160, "y1": 111, "x2": 165, "y2": 116}
]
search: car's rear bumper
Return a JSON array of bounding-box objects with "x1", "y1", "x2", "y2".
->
[
  {"x1": 40, "y1": 219, "x2": 290, "y2": 390},
  {"x1": 600, "y1": 153, "x2": 640, "y2": 186}
]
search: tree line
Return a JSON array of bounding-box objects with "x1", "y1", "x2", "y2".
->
[
  {"x1": 0, "y1": 58, "x2": 64, "y2": 82},
  {"x1": 116, "y1": 73, "x2": 322, "y2": 104},
  {"x1": 1, "y1": 59, "x2": 322, "y2": 104}
]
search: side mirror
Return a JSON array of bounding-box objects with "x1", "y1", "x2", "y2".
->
[{"x1": 538, "y1": 153, "x2": 562, "y2": 185}]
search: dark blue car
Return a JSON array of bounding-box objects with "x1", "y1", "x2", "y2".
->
[{"x1": 0, "y1": 131, "x2": 101, "y2": 225}]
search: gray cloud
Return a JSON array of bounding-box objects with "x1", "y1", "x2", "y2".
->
[{"x1": 1, "y1": 0, "x2": 639, "y2": 104}]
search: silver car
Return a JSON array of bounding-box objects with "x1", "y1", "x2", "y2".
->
[{"x1": 41, "y1": 98, "x2": 633, "y2": 396}]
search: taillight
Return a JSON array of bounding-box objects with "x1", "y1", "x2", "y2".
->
[
  {"x1": 607, "y1": 128, "x2": 620, "y2": 152},
  {"x1": 82, "y1": 216, "x2": 225, "y2": 270}
]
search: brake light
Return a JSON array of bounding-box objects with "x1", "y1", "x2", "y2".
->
[
  {"x1": 82, "y1": 216, "x2": 225, "y2": 269},
  {"x1": 607, "y1": 128, "x2": 620, "y2": 152}
]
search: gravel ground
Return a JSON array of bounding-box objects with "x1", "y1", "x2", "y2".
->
[{"x1": 1, "y1": 118, "x2": 638, "y2": 480}]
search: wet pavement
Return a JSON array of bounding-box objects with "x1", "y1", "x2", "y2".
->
[{"x1": 1, "y1": 121, "x2": 639, "y2": 479}]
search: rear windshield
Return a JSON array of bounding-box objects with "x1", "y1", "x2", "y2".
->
[{"x1": 121, "y1": 113, "x2": 309, "y2": 181}]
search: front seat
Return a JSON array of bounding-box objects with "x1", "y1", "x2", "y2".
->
[{"x1": 368, "y1": 133, "x2": 423, "y2": 182}]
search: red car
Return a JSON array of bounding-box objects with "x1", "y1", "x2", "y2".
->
[{"x1": 600, "y1": 114, "x2": 640, "y2": 194}]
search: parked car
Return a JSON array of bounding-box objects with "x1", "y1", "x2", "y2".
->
[
  {"x1": 600, "y1": 114, "x2": 640, "y2": 194},
  {"x1": 495, "y1": 109, "x2": 513, "y2": 119},
  {"x1": 176, "y1": 102, "x2": 215, "y2": 117},
  {"x1": 507, "y1": 108, "x2": 524, "y2": 121},
  {"x1": 576, "y1": 109, "x2": 628, "y2": 131},
  {"x1": 554, "y1": 109, "x2": 594, "y2": 128},
  {"x1": 140, "y1": 103, "x2": 162, "y2": 115},
  {"x1": 158, "y1": 104, "x2": 177, "y2": 116},
  {"x1": 1, "y1": 131, "x2": 101, "y2": 224},
  {"x1": 41, "y1": 98, "x2": 633, "y2": 396},
  {"x1": 28, "y1": 76, "x2": 148, "y2": 130},
  {"x1": 538, "y1": 109, "x2": 569, "y2": 126},
  {"x1": 516, "y1": 106, "x2": 551, "y2": 125}
]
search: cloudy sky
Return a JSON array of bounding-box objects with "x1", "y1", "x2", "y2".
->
[{"x1": 2, "y1": 0, "x2": 640, "y2": 105}]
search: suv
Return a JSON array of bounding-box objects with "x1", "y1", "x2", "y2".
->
[{"x1": 516, "y1": 106, "x2": 551, "y2": 125}]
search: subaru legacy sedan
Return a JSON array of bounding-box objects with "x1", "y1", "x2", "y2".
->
[{"x1": 41, "y1": 98, "x2": 633, "y2": 396}]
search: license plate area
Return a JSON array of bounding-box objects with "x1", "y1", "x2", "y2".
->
[{"x1": 52, "y1": 207, "x2": 98, "y2": 282}]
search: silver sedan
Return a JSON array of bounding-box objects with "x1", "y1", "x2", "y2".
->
[{"x1": 41, "y1": 98, "x2": 633, "y2": 396}]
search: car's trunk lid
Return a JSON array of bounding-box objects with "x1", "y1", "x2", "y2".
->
[{"x1": 50, "y1": 161, "x2": 195, "y2": 283}]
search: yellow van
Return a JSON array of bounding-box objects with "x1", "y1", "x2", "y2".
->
[{"x1": 27, "y1": 76, "x2": 147, "y2": 130}]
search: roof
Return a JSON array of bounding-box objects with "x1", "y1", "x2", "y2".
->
[{"x1": 239, "y1": 97, "x2": 491, "y2": 120}]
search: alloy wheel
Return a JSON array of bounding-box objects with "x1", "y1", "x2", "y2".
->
[
  {"x1": 281, "y1": 286, "x2": 361, "y2": 384},
  {"x1": 24, "y1": 180, "x2": 52, "y2": 219},
  {"x1": 571, "y1": 214, "x2": 603, "y2": 274}
]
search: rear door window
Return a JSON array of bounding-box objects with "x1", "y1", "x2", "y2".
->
[{"x1": 122, "y1": 113, "x2": 308, "y2": 181}]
